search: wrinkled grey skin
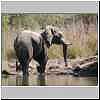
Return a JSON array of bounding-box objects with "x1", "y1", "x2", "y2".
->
[{"x1": 14, "y1": 28, "x2": 67, "y2": 76}]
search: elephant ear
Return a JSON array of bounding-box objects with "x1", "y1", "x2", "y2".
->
[
  {"x1": 45, "y1": 25, "x2": 53, "y2": 36},
  {"x1": 41, "y1": 31, "x2": 51, "y2": 48},
  {"x1": 40, "y1": 25, "x2": 53, "y2": 47}
]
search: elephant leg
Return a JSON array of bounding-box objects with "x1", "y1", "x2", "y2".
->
[
  {"x1": 16, "y1": 60, "x2": 19, "y2": 72},
  {"x1": 17, "y1": 48, "x2": 30, "y2": 76},
  {"x1": 35, "y1": 47, "x2": 48, "y2": 74},
  {"x1": 22, "y1": 58, "x2": 32, "y2": 76},
  {"x1": 16, "y1": 60, "x2": 22, "y2": 72},
  {"x1": 37, "y1": 57, "x2": 47, "y2": 74},
  {"x1": 22, "y1": 63, "x2": 29, "y2": 76}
]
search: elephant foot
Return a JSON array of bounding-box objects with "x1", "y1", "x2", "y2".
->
[
  {"x1": 23, "y1": 73, "x2": 29, "y2": 78},
  {"x1": 17, "y1": 71, "x2": 23, "y2": 76},
  {"x1": 22, "y1": 69, "x2": 29, "y2": 77},
  {"x1": 37, "y1": 72, "x2": 45, "y2": 76},
  {"x1": 37, "y1": 66, "x2": 45, "y2": 74}
]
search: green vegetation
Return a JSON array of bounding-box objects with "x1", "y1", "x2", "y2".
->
[
  {"x1": 48, "y1": 45, "x2": 63, "y2": 59},
  {"x1": 6, "y1": 48, "x2": 17, "y2": 60},
  {"x1": 68, "y1": 46, "x2": 81, "y2": 59},
  {"x1": 2, "y1": 13, "x2": 98, "y2": 60},
  {"x1": 2, "y1": 15, "x2": 9, "y2": 32}
]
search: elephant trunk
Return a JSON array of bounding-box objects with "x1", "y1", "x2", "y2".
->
[
  {"x1": 61, "y1": 38, "x2": 72, "y2": 66},
  {"x1": 63, "y1": 44, "x2": 68, "y2": 66}
]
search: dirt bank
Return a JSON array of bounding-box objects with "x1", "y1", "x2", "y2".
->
[{"x1": 2, "y1": 56, "x2": 98, "y2": 77}]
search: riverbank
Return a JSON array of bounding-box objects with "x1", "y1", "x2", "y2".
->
[{"x1": 2, "y1": 56, "x2": 98, "y2": 77}]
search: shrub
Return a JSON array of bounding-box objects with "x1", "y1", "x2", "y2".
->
[
  {"x1": 6, "y1": 48, "x2": 16, "y2": 60},
  {"x1": 48, "y1": 45, "x2": 63, "y2": 59},
  {"x1": 68, "y1": 46, "x2": 81, "y2": 59}
]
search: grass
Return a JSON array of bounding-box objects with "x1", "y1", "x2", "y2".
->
[
  {"x1": 6, "y1": 48, "x2": 16, "y2": 60},
  {"x1": 5, "y1": 36, "x2": 97, "y2": 60}
]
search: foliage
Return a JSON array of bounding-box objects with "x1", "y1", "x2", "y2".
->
[
  {"x1": 2, "y1": 13, "x2": 98, "y2": 60},
  {"x1": 6, "y1": 48, "x2": 17, "y2": 61},
  {"x1": 2, "y1": 15, "x2": 9, "y2": 32},
  {"x1": 48, "y1": 45, "x2": 63, "y2": 59},
  {"x1": 68, "y1": 46, "x2": 81, "y2": 59}
]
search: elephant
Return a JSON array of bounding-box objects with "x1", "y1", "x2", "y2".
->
[{"x1": 14, "y1": 26, "x2": 70, "y2": 76}]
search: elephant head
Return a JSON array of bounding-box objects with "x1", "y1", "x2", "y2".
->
[{"x1": 41, "y1": 25, "x2": 72, "y2": 66}]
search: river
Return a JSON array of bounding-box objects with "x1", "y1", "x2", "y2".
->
[
  {"x1": 2, "y1": 74, "x2": 97, "y2": 86},
  {"x1": 2, "y1": 59, "x2": 98, "y2": 86}
]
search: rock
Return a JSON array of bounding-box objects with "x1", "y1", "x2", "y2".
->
[
  {"x1": 2, "y1": 70, "x2": 11, "y2": 75},
  {"x1": 72, "y1": 61, "x2": 98, "y2": 77},
  {"x1": 63, "y1": 67, "x2": 74, "y2": 75},
  {"x1": 48, "y1": 66, "x2": 55, "y2": 70},
  {"x1": 2, "y1": 60, "x2": 14, "y2": 75},
  {"x1": 73, "y1": 72, "x2": 79, "y2": 76},
  {"x1": 73, "y1": 66, "x2": 81, "y2": 73},
  {"x1": 2, "y1": 59, "x2": 37, "y2": 75},
  {"x1": 79, "y1": 62, "x2": 98, "y2": 77},
  {"x1": 2, "y1": 56, "x2": 98, "y2": 77}
]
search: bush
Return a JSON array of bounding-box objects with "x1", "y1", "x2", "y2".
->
[
  {"x1": 48, "y1": 45, "x2": 63, "y2": 59},
  {"x1": 85, "y1": 33, "x2": 97, "y2": 56},
  {"x1": 68, "y1": 46, "x2": 81, "y2": 59},
  {"x1": 2, "y1": 14, "x2": 97, "y2": 60},
  {"x1": 6, "y1": 48, "x2": 16, "y2": 60}
]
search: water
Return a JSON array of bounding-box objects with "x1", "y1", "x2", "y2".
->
[
  {"x1": 1, "y1": 59, "x2": 98, "y2": 86},
  {"x1": 1, "y1": 74, "x2": 98, "y2": 86}
]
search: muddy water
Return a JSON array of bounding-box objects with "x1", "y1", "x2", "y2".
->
[
  {"x1": 1, "y1": 59, "x2": 98, "y2": 86},
  {"x1": 2, "y1": 74, "x2": 97, "y2": 86}
]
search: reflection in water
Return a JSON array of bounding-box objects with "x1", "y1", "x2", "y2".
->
[
  {"x1": 16, "y1": 74, "x2": 46, "y2": 86},
  {"x1": 2, "y1": 74, "x2": 98, "y2": 86},
  {"x1": 37, "y1": 74, "x2": 46, "y2": 86},
  {"x1": 22, "y1": 75, "x2": 29, "y2": 86},
  {"x1": 16, "y1": 75, "x2": 22, "y2": 86},
  {"x1": 16, "y1": 75, "x2": 29, "y2": 86}
]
